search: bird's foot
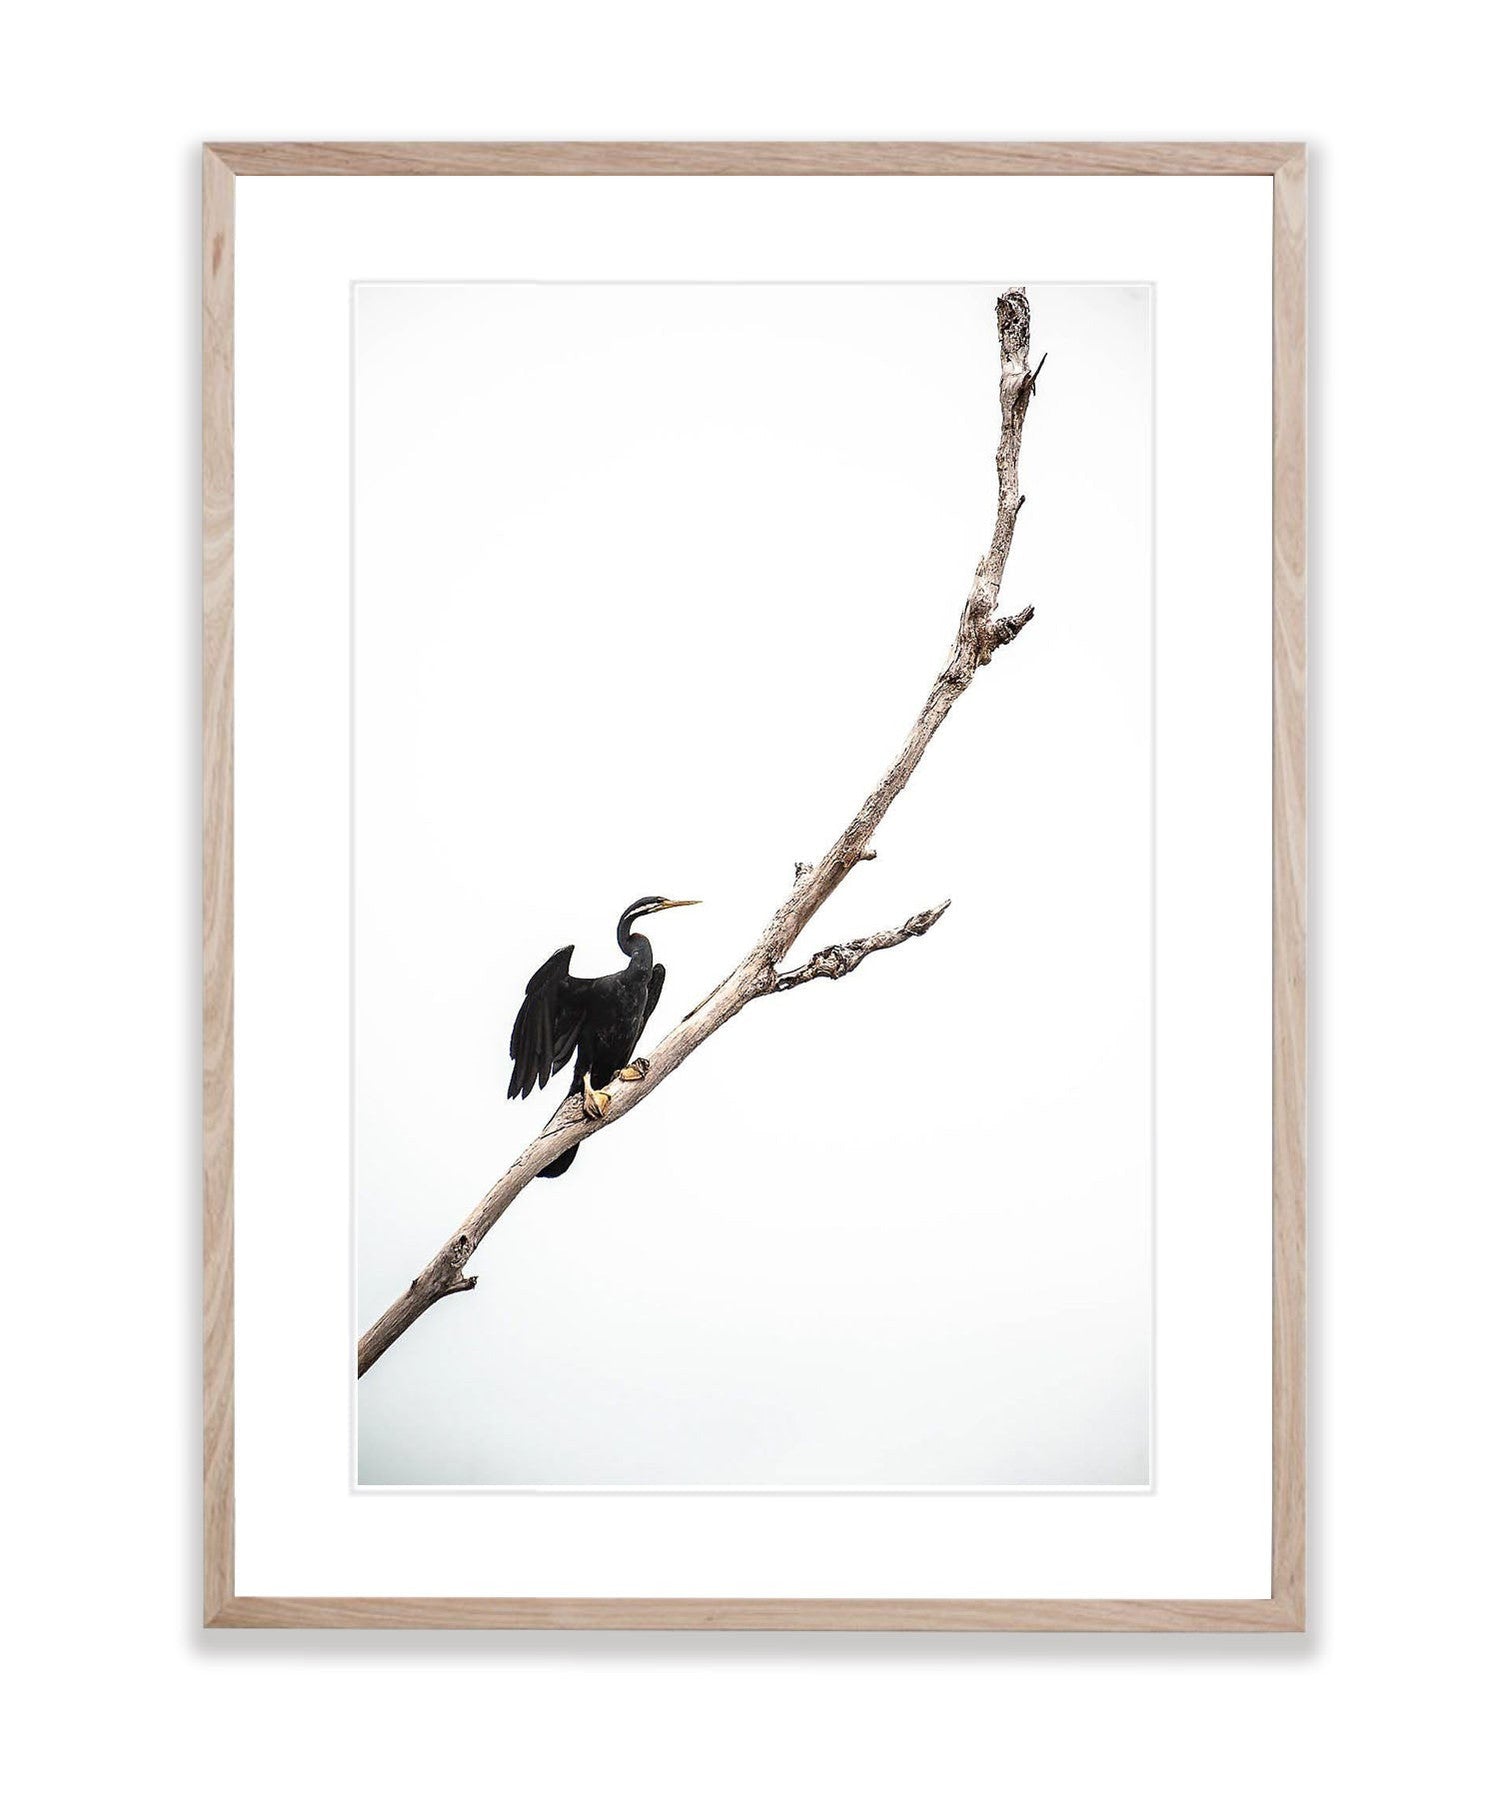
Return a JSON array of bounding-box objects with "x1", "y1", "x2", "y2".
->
[
  {"x1": 581, "y1": 1071, "x2": 611, "y2": 1119},
  {"x1": 617, "y1": 1057, "x2": 650, "y2": 1083}
]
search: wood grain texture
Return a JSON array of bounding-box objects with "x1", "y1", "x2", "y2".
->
[
  {"x1": 209, "y1": 140, "x2": 1297, "y2": 178},
  {"x1": 211, "y1": 1596, "x2": 1302, "y2": 1631},
  {"x1": 1270, "y1": 147, "x2": 1309, "y2": 1630},
  {"x1": 202, "y1": 141, "x2": 1307, "y2": 1631},
  {"x1": 202, "y1": 146, "x2": 235, "y2": 1625}
]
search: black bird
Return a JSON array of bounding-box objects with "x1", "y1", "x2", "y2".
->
[{"x1": 507, "y1": 896, "x2": 700, "y2": 1178}]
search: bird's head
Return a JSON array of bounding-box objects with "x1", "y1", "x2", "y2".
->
[
  {"x1": 617, "y1": 895, "x2": 700, "y2": 947},
  {"x1": 622, "y1": 895, "x2": 701, "y2": 925}
]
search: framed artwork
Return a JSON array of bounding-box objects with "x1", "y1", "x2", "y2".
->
[{"x1": 204, "y1": 141, "x2": 1306, "y2": 1629}]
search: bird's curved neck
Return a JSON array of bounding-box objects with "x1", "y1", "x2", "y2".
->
[{"x1": 617, "y1": 916, "x2": 653, "y2": 966}]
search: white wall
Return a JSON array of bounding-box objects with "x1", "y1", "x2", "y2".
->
[{"x1": 2, "y1": 4, "x2": 1494, "y2": 1795}]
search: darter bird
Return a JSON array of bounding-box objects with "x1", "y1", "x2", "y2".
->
[{"x1": 507, "y1": 896, "x2": 700, "y2": 1178}]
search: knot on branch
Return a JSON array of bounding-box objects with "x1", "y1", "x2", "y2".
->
[
  {"x1": 978, "y1": 605, "x2": 1036, "y2": 665},
  {"x1": 803, "y1": 943, "x2": 862, "y2": 983},
  {"x1": 996, "y1": 289, "x2": 1031, "y2": 362},
  {"x1": 905, "y1": 902, "x2": 949, "y2": 933}
]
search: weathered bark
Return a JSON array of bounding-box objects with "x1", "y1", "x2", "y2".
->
[
  {"x1": 358, "y1": 289, "x2": 1041, "y2": 1378},
  {"x1": 772, "y1": 902, "x2": 952, "y2": 992}
]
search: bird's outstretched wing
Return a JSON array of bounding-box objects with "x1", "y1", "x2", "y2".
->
[
  {"x1": 644, "y1": 962, "x2": 666, "y2": 1027},
  {"x1": 508, "y1": 945, "x2": 589, "y2": 1099}
]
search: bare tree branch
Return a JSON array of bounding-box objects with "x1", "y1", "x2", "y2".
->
[
  {"x1": 772, "y1": 902, "x2": 952, "y2": 992},
  {"x1": 358, "y1": 289, "x2": 1041, "y2": 1378},
  {"x1": 429, "y1": 1275, "x2": 478, "y2": 1302}
]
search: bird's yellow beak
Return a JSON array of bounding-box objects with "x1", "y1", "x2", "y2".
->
[{"x1": 654, "y1": 899, "x2": 701, "y2": 911}]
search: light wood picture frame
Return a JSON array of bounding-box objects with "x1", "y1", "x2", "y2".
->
[{"x1": 203, "y1": 141, "x2": 1306, "y2": 1631}]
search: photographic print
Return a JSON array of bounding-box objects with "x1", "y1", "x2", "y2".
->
[{"x1": 354, "y1": 281, "x2": 1153, "y2": 1489}]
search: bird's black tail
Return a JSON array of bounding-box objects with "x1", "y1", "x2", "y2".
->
[
  {"x1": 537, "y1": 1142, "x2": 579, "y2": 1179},
  {"x1": 537, "y1": 1071, "x2": 585, "y2": 1178}
]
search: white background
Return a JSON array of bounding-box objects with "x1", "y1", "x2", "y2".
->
[
  {"x1": 2, "y1": 5, "x2": 1495, "y2": 1797},
  {"x1": 233, "y1": 175, "x2": 1265, "y2": 1597},
  {"x1": 354, "y1": 282, "x2": 1153, "y2": 1488}
]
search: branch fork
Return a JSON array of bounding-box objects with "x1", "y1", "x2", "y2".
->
[
  {"x1": 772, "y1": 902, "x2": 952, "y2": 993},
  {"x1": 358, "y1": 290, "x2": 1043, "y2": 1377}
]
